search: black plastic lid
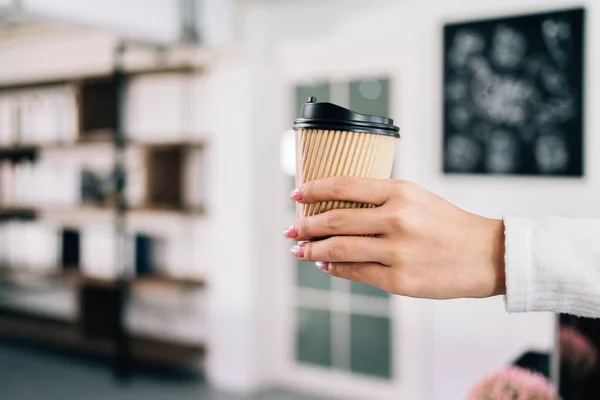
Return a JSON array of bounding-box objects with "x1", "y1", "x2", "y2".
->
[{"x1": 293, "y1": 97, "x2": 400, "y2": 138}]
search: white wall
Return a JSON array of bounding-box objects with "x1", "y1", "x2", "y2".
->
[
  {"x1": 14, "y1": 0, "x2": 237, "y2": 48},
  {"x1": 19, "y1": 0, "x2": 179, "y2": 42},
  {"x1": 239, "y1": 0, "x2": 599, "y2": 398},
  {"x1": 199, "y1": 59, "x2": 263, "y2": 392}
]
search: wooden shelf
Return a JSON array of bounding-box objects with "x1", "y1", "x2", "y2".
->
[
  {"x1": 46, "y1": 203, "x2": 204, "y2": 216},
  {"x1": 130, "y1": 139, "x2": 205, "y2": 149},
  {"x1": 65, "y1": 272, "x2": 205, "y2": 291},
  {"x1": 77, "y1": 130, "x2": 116, "y2": 144},
  {"x1": 132, "y1": 204, "x2": 205, "y2": 215},
  {"x1": 32, "y1": 202, "x2": 204, "y2": 214},
  {"x1": 0, "y1": 207, "x2": 37, "y2": 221},
  {"x1": 134, "y1": 275, "x2": 205, "y2": 290},
  {"x1": 0, "y1": 65, "x2": 200, "y2": 93},
  {"x1": 0, "y1": 137, "x2": 205, "y2": 151},
  {"x1": 0, "y1": 146, "x2": 37, "y2": 163},
  {"x1": 32, "y1": 204, "x2": 204, "y2": 229},
  {"x1": 0, "y1": 268, "x2": 205, "y2": 290}
]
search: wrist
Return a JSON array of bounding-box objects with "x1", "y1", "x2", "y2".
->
[
  {"x1": 471, "y1": 217, "x2": 506, "y2": 298},
  {"x1": 489, "y1": 219, "x2": 506, "y2": 296}
]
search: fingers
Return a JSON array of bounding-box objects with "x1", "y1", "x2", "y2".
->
[
  {"x1": 292, "y1": 176, "x2": 391, "y2": 206},
  {"x1": 291, "y1": 236, "x2": 391, "y2": 265},
  {"x1": 288, "y1": 208, "x2": 390, "y2": 240},
  {"x1": 316, "y1": 262, "x2": 393, "y2": 293}
]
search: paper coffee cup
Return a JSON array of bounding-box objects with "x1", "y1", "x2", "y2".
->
[{"x1": 293, "y1": 97, "x2": 400, "y2": 218}]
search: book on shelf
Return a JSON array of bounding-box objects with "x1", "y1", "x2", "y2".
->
[
  {"x1": 0, "y1": 95, "x2": 17, "y2": 145},
  {"x1": 81, "y1": 226, "x2": 118, "y2": 280},
  {"x1": 2, "y1": 85, "x2": 79, "y2": 146},
  {"x1": 0, "y1": 221, "x2": 58, "y2": 273},
  {"x1": 0, "y1": 222, "x2": 9, "y2": 266},
  {"x1": 61, "y1": 228, "x2": 80, "y2": 272},
  {"x1": 12, "y1": 163, "x2": 35, "y2": 205},
  {"x1": 134, "y1": 233, "x2": 167, "y2": 277},
  {"x1": 3, "y1": 160, "x2": 79, "y2": 207},
  {"x1": 0, "y1": 162, "x2": 15, "y2": 205}
]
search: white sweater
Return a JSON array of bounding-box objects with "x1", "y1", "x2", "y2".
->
[{"x1": 504, "y1": 216, "x2": 600, "y2": 318}]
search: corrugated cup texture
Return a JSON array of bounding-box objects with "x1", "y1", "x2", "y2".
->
[{"x1": 296, "y1": 128, "x2": 397, "y2": 218}]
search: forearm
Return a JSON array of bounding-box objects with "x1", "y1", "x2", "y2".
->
[{"x1": 504, "y1": 216, "x2": 600, "y2": 318}]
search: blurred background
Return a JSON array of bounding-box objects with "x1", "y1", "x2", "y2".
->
[{"x1": 0, "y1": 0, "x2": 598, "y2": 399}]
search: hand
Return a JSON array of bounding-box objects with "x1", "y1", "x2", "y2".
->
[{"x1": 284, "y1": 177, "x2": 506, "y2": 299}]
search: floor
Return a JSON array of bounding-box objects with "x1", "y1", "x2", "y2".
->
[{"x1": 0, "y1": 343, "x2": 328, "y2": 400}]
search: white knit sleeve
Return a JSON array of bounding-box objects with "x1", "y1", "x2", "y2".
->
[{"x1": 504, "y1": 216, "x2": 600, "y2": 318}]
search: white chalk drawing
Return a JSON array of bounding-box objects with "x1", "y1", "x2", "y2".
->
[
  {"x1": 446, "y1": 78, "x2": 468, "y2": 101},
  {"x1": 444, "y1": 9, "x2": 583, "y2": 175},
  {"x1": 446, "y1": 134, "x2": 481, "y2": 171},
  {"x1": 542, "y1": 18, "x2": 572, "y2": 68},
  {"x1": 486, "y1": 129, "x2": 519, "y2": 173},
  {"x1": 471, "y1": 72, "x2": 533, "y2": 125},
  {"x1": 540, "y1": 64, "x2": 569, "y2": 95},
  {"x1": 449, "y1": 30, "x2": 485, "y2": 69},
  {"x1": 535, "y1": 133, "x2": 569, "y2": 173},
  {"x1": 449, "y1": 106, "x2": 472, "y2": 129},
  {"x1": 491, "y1": 25, "x2": 527, "y2": 69},
  {"x1": 467, "y1": 56, "x2": 491, "y2": 75}
]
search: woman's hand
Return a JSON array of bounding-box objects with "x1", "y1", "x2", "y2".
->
[{"x1": 284, "y1": 177, "x2": 506, "y2": 299}]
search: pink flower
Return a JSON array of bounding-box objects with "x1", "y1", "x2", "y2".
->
[
  {"x1": 467, "y1": 366, "x2": 560, "y2": 400},
  {"x1": 560, "y1": 326, "x2": 597, "y2": 374}
]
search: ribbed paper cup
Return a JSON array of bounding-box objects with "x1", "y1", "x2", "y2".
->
[
  {"x1": 296, "y1": 128, "x2": 397, "y2": 217},
  {"x1": 293, "y1": 98, "x2": 400, "y2": 218}
]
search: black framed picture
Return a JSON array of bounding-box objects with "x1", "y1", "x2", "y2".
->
[{"x1": 443, "y1": 8, "x2": 585, "y2": 176}]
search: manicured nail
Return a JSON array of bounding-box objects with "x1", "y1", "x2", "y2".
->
[
  {"x1": 291, "y1": 244, "x2": 304, "y2": 258},
  {"x1": 290, "y1": 188, "x2": 303, "y2": 201},
  {"x1": 316, "y1": 261, "x2": 329, "y2": 272},
  {"x1": 283, "y1": 224, "x2": 298, "y2": 239}
]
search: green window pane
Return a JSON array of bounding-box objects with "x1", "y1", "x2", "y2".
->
[
  {"x1": 296, "y1": 259, "x2": 330, "y2": 290},
  {"x1": 350, "y1": 314, "x2": 392, "y2": 378},
  {"x1": 350, "y1": 281, "x2": 389, "y2": 298},
  {"x1": 349, "y1": 78, "x2": 390, "y2": 117},
  {"x1": 295, "y1": 83, "x2": 331, "y2": 116},
  {"x1": 296, "y1": 308, "x2": 332, "y2": 367}
]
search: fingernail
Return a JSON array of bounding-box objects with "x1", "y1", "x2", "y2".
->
[
  {"x1": 290, "y1": 188, "x2": 303, "y2": 201},
  {"x1": 291, "y1": 244, "x2": 304, "y2": 257},
  {"x1": 316, "y1": 261, "x2": 329, "y2": 272},
  {"x1": 283, "y1": 224, "x2": 298, "y2": 239}
]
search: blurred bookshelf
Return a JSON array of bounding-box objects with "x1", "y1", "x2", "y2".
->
[{"x1": 0, "y1": 21, "x2": 208, "y2": 376}]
